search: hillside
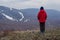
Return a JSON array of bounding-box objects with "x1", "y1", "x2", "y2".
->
[{"x1": 0, "y1": 29, "x2": 60, "y2": 40}]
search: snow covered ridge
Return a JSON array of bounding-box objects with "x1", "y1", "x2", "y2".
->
[{"x1": 2, "y1": 12, "x2": 25, "y2": 22}]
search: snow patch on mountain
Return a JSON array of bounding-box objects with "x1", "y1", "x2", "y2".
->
[
  {"x1": 10, "y1": 8, "x2": 13, "y2": 10},
  {"x1": 1, "y1": 12, "x2": 25, "y2": 22},
  {"x1": 2, "y1": 13, "x2": 16, "y2": 21},
  {"x1": 24, "y1": 19, "x2": 30, "y2": 22},
  {"x1": 19, "y1": 12, "x2": 24, "y2": 21}
]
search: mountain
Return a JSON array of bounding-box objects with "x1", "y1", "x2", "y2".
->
[
  {"x1": 0, "y1": 6, "x2": 60, "y2": 31},
  {"x1": 21, "y1": 8, "x2": 60, "y2": 29}
]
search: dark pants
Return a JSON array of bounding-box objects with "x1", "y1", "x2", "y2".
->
[{"x1": 39, "y1": 22, "x2": 45, "y2": 33}]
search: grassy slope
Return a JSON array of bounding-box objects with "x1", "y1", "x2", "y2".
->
[{"x1": 0, "y1": 29, "x2": 60, "y2": 40}]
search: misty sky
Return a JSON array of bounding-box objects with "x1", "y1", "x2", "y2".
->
[{"x1": 0, "y1": 0, "x2": 60, "y2": 11}]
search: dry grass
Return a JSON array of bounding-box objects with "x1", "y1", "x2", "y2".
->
[{"x1": 0, "y1": 29, "x2": 60, "y2": 40}]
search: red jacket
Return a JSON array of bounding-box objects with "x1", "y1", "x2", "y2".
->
[{"x1": 37, "y1": 10, "x2": 47, "y2": 22}]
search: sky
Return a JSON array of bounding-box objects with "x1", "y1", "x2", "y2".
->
[{"x1": 0, "y1": 0, "x2": 60, "y2": 11}]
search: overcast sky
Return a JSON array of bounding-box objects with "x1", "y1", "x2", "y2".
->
[{"x1": 0, "y1": 0, "x2": 60, "y2": 11}]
